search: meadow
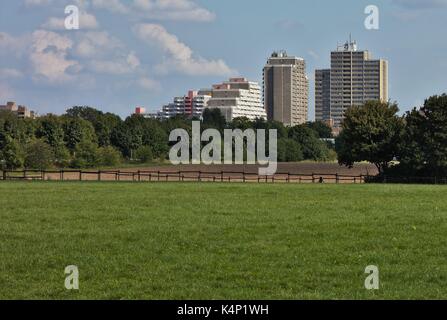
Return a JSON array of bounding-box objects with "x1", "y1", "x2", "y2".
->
[{"x1": 0, "y1": 182, "x2": 446, "y2": 299}]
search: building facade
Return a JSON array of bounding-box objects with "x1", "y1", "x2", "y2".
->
[
  {"x1": 315, "y1": 40, "x2": 389, "y2": 128},
  {"x1": 263, "y1": 51, "x2": 309, "y2": 126},
  {"x1": 0, "y1": 101, "x2": 36, "y2": 118},
  {"x1": 135, "y1": 91, "x2": 211, "y2": 120},
  {"x1": 315, "y1": 69, "x2": 331, "y2": 124},
  {"x1": 204, "y1": 78, "x2": 267, "y2": 122}
]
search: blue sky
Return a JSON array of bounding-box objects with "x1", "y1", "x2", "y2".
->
[{"x1": 1, "y1": 0, "x2": 447, "y2": 119}]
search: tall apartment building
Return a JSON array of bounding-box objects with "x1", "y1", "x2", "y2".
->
[
  {"x1": 204, "y1": 78, "x2": 267, "y2": 122},
  {"x1": 315, "y1": 69, "x2": 331, "y2": 124},
  {"x1": 263, "y1": 51, "x2": 309, "y2": 126},
  {"x1": 315, "y1": 39, "x2": 388, "y2": 128}
]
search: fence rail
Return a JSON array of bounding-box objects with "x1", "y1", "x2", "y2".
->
[
  {"x1": 1, "y1": 169, "x2": 445, "y2": 185},
  {"x1": 0, "y1": 169, "x2": 369, "y2": 184}
]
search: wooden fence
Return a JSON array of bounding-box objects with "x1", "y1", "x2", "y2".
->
[
  {"x1": 0, "y1": 169, "x2": 368, "y2": 184},
  {"x1": 1, "y1": 169, "x2": 445, "y2": 184}
]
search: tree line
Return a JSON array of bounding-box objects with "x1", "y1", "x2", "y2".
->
[
  {"x1": 0, "y1": 106, "x2": 335, "y2": 170},
  {"x1": 336, "y1": 94, "x2": 447, "y2": 177}
]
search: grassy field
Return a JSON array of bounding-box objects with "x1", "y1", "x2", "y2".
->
[{"x1": 0, "y1": 182, "x2": 446, "y2": 300}]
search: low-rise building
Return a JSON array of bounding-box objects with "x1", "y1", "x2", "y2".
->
[
  {"x1": 204, "y1": 78, "x2": 267, "y2": 122},
  {"x1": 0, "y1": 101, "x2": 36, "y2": 118}
]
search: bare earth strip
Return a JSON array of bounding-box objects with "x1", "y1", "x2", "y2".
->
[{"x1": 40, "y1": 163, "x2": 378, "y2": 183}]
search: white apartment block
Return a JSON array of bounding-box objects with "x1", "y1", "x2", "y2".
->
[{"x1": 203, "y1": 78, "x2": 267, "y2": 122}]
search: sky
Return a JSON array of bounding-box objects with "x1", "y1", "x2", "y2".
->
[{"x1": 1, "y1": 0, "x2": 447, "y2": 119}]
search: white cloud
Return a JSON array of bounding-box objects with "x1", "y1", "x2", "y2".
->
[
  {"x1": 392, "y1": 0, "x2": 447, "y2": 9},
  {"x1": 138, "y1": 77, "x2": 161, "y2": 91},
  {"x1": 133, "y1": 0, "x2": 216, "y2": 22},
  {"x1": 24, "y1": 0, "x2": 53, "y2": 6},
  {"x1": 0, "y1": 32, "x2": 29, "y2": 55},
  {"x1": 0, "y1": 68, "x2": 23, "y2": 79},
  {"x1": 0, "y1": 82, "x2": 15, "y2": 100},
  {"x1": 91, "y1": 0, "x2": 129, "y2": 14},
  {"x1": 133, "y1": 23, "x2": 235, "y2": 76},
  {"x1": 75, "y1": 31, "x2": 122, "y2": 58},
  {"x1": 90, "y1": 52, "x2": 140, "y2": 75},
  {"x1": 30, "y1": 30, "x2": 80, "y2": 82},
  {"x1": 307, "y1": 50, "x2": 319, "y2": 60},
  {"x1": 42, "y1": 11, "x2": 99, "y2": 30}
]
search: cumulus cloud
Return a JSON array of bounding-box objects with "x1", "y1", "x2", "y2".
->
[
  {"x1": 30, "y1": 30, "x2": 80, "y2": 82},
  {"x1": 392, "y1": 0, "x2": 447, "y2": 9},
  {"x1": 42, "y1": 11, "x2": 99, "y2": 30},
  {"x1": 23, "y1": 0, "x2": 215, "y2": 22},
  {"x1": 138, "y1": 77, "x2": 161, "y2": 91},
  {"x1": 133, "y1": 0, "x2": 216, "y2": 22},
  {"x1": 24, "y1": 0, "x2": 53, "y2": 6},
  {"x1": 91, "y1": 0, "x2": 130, "y2": 14},
  {"x1": 133, "y1": 23, "x2": 235, "y2": 76},
  {"x1": 0, "y1": 32, "x2": 29, "y2": 55},
  {"x1": 74, "y1": 31, "x2": 122, "y2": 58},
  {"x1": 89, "y1": 52, "x2": 140, "y2": 75},
  {"x1": 0, "y1": 82, "x2": 15, "y2": 100},
  {"x1": 0, "y1": 68, "x2": 23, "y2": 79}
]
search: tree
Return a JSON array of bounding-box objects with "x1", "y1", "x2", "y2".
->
[
  {"x1": 230, "y1": 117, "x2": 253, "y2": 131},
  {"x1": 288, "y1": 125, "x2": 329, "y2": 161},
  {"x1": 65, "y1": 106, "x2": 122, "y2": 147},
  {"x1": 111, "y1": 117, "x2": 143, "y2": 158},
  {"x1": 277, "y1": 138, "x2": 304, "y2": 162},
  {"x1": 63, "y1": 117, "x2": 97, "y2": 151},
  {"x1": 306, "y1": 121, "x2": 333, "y2": 139},
  {"x1": 0, "y1": 136, "x2": 24, "y2": 169},
  {"x1": 71, "y1": 141, "x2": 99, "y2": 168},
  {"x1": 24, "y1": 140, "x2": 54, "y2": 169},
  {"x1": 36, "y1": 115, "x2": 65, "y2": 148},
  {"x1": 202, "y1": 108, "x2": 227, "y2": 131},
  {"x1": 97, "y1": 146, "x2": 122, "y2": 167},
  {"x1": 398, "y1": 94, "x2": 447, "y2": 176},
  {"x1": 336, "y1": 101, "x2": 404, "y2": 174},
  {"x1": 135, "y1": 145, "x2": 153, "y2": 163}
]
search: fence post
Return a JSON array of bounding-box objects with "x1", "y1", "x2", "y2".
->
[
  {"x1": 336, "y1": 173, "x2": 339, "y2": 184},
  {"x1": 24, "y1": 169, "x2": 27, "y2": 180},
  {"x1": 98, "y1": 170, "x2": 101, "y2": 182},
  {"x1": 157, "y1": 171, "x2": 160, "y2": 182},
  {"x1": 2, "y1": 170, "x2": 6, "y2": 181},
  {"x1": 312, "y1": 173, "x2": 315, "y2": 184},
  {"x1": 79, "y1": 170, "x2": 82, "y2": 181},
  {"x1": 287, "y1": 173, "x2": 290, "y2": 183},
  {"x1": 138, "y1": 170, "x2": 141, "y2": 182}
]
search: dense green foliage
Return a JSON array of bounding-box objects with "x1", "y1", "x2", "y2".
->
[
  {"x1": 0, "y1": 106, "x2": 333, "y2": 169},
  {"x1": 0, "y1": 182, "x2": 446, "y2": 299},
  {"x1": 336, "y1": 101, "x2": 404, "y2": 174},
  {"x1": 336, "y1": 95, "x2": 447, "y2": 177}
]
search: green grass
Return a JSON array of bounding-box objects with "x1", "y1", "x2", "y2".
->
[{"x1": 0, "y1": 182, "x2": 446, "y2": 300}]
